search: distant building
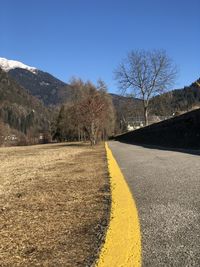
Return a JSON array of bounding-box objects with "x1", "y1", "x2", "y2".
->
[
  {"x1": 4, "y1": 134, "x2": 18, "y2": 141},
  {"x1": 126, "y1": 115, "x2": 171, "y2": 131},
  {"x1": 39, "y1": 132, "x2": 52, "y2": 144}
]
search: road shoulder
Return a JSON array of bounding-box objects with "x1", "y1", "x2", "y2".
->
[{"x1": 95, "y1": 142, "x2": 141, "y2": 267}]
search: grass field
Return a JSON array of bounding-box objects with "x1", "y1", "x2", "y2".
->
[{"x1": 0, "y1": 142, "x2": 110, "y2": 267}]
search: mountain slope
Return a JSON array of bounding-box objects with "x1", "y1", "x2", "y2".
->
[
  {"x1": 1, "y1": 58, "x2": 144, "y2": 111},
  {"x1": 8, "y1": 68, "x2": 75, "y2": 106},
  {"x1": 0, "y1": 67, "x2": 50, "y2": 135},
  {"x1": 150, "y1": 78, "x2": 200, "y2": 116},
  {"x1": 0, "y1": 57, "x2": 75, "y2": 106}
]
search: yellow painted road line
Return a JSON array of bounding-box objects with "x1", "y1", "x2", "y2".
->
[{"x1": 95, "y1": 143, "x2": 142, "y2": 267}]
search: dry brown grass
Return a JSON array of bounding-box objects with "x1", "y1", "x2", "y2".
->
[{"x1": 0, "y1": 142, "x2": 110, "y2": 267}]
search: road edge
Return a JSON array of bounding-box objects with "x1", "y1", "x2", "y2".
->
[{"x1": 95, "y1": 142, "x2": 142, "y2": 267}]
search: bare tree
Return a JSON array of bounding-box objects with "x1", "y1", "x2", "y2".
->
[
  {"x1": 78, "y1": 81, "x2": 113, "y2": 145},
  {"x1": 54, "y1": 79, "x2": 115, "y2": 145},
  {"x1": 96, "y1": 79, "x2": 115, "y2": 138},
  {"x1": 115, "y1": 50, "x2": 177, "y2": 125}
]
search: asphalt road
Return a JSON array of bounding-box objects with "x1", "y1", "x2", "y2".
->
[{"x1": 108, "y1": 141, "x2": 200, "y2": 267}]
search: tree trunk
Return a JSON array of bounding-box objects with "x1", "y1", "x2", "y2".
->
[
  {"x1": 78, "y1": 126, "x2": 80, "y2": 142},
  {"x1": 90, "y1": 122, "x2": 96, "y2": 146},
  {"x1": 90, "y1": 136, "x2": 96, "y2": 146},
  {"x1": 144, "y1": 106, "x2": 148, "y2": 126}
]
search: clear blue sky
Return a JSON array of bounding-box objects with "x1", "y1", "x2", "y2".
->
[{"x1": 1, "y1": 0, "x2": 200, "y2": 93}]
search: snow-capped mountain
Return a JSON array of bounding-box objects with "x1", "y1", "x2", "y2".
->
[
  {"x1": 0, "y1": 57, "x2": 74, "y2": 106},
  {"x1": 0, "y1": 57, "x2": 37, "y2": 74}
]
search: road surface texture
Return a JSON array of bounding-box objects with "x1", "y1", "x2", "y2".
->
[{"x1": 109, "y1": 141, "x2": 200, "y2": 267}]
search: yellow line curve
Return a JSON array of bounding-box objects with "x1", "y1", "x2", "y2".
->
[{"x1": 95, "y1": 142, "x2": 142, "y2": 267}]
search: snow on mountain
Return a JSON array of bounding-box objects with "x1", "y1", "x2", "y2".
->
[{"x1": 0, "y1": 57, "x2": 37, "y2": 74}]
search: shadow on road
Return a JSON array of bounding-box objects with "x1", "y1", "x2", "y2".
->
[{"x1": 115, "y1": 140, "x2": 200, "y2": 157}]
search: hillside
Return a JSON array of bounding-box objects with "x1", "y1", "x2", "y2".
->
[
  {"x1": 0, "y1": 57, "x2": 76, "y2": 106},
  {"x1": 110, "y1": 93, "x2": 143, "y2": 132},
  {"x1": 8, "y1": 65, "x2": 143, "y2": 113},
  {"x1": 110, "y1": 93, "x2": 142, "y2": 112},
  {"x1": 8, "y1": 68, "x2": 75, "y2": 106},
  {"x1": 115, "y1": 108, "x2": 200, "y2": 149},
  {"x1": 150, "y1": 78, "x2": 200, "y2": 116},
  {"x1": 0, "y1": 68, "x2": 50, "y2": 139}
]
